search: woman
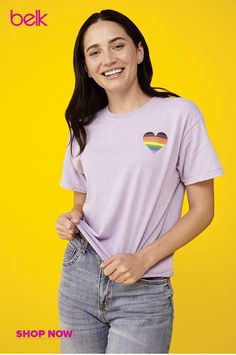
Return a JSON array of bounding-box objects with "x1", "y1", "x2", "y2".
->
[{"x1": 55, "y1": 9, "x2": 224, "y2": 354}]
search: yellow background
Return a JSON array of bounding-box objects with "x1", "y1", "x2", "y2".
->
[{"x1": 0, "y1": 0, "x2": 235, "y2": 353}]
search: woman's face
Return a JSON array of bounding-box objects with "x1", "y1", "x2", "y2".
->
[{"x1": 83, "y1": 20, "x2": 144, "y2": 95}]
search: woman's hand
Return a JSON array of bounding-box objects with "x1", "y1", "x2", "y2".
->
[
  {"x1": 55, "y1": 209, "x2": 82, "y2": 240},
  {"x1": 99, "y1": 253, "x2": 149, "y2": 285}
]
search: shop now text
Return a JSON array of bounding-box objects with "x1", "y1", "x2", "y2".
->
[{"x1": 16, "y1": 329, "x2": 72, "y2": 338}]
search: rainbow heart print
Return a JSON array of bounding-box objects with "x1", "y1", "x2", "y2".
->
[{"x1": 143, "y1": 131, "x2": 168, "y2": 153}]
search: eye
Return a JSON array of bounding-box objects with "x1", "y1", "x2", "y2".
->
[
  {"x1": 114, "y1": 44, "x2": 124, "y2": 49},
  {"x1": 89, "y1": 50, "x2": 99, "y2": 56}
]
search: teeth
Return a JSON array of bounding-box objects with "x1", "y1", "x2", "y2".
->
[{"x1": 104, "y1": 68, "x2": 123, "y2": 76}]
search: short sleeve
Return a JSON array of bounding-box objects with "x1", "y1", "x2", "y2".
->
[
  {"x1": 177, "y1": 116, "x2": 224, "y2": 186},
  {"x1": 59, "y1": 134, "x2": 87, "y2": 192}
]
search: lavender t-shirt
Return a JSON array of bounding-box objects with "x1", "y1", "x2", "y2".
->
[{"x1": 60, "y1": 96, "x2": 224, "y2": 277}]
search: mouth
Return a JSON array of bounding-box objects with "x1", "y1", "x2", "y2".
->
[{"x1": 102, "y1": 67, "x2": 125, "y2": 77}]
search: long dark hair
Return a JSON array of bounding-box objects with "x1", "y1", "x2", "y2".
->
[{"x1": 65, "y1": 9, "x2": 180, "y2": 156}]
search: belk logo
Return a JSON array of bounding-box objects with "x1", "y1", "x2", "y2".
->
[{"x1": 10, "y1": 10, "x2": 48, "y2": 26}]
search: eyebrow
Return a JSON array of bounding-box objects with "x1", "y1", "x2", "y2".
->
[{"x1": 86, "y1": 37, "x2": 126, "y2": 53}]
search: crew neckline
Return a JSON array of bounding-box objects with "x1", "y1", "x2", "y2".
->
[{"x1": 104, "y1": 96, "x2": 159, "y2": 119}]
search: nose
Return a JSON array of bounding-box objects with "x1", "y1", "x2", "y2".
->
[{"x1": 102, "y1": 49, "x2": 116, "y2": 67}]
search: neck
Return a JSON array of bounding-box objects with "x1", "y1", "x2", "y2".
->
[{"x1": 106, "y1": 85, "x2": 151, "y2": 114}]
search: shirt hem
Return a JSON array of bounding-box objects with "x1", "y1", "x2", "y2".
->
[
  {"x1": 60, "y1": 181, "x2": 87, "y2": 193},
  {"x1": 182, "y1": 169, "x2": 224, "y2": 186}
]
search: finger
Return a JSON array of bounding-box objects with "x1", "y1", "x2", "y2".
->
[
  {"x1": 56, "y1": 213, "x2": 80, "y2": 230},
  {"x1": 108, "y1": 269, "x2": 123, "y2": 280},
  {"x1": 113, "y1": 274, "x2": 128, "y2": 284},
  {"x1": 57, "y1": 231, "x2": 74, "y2": 240},
  {"x1": 99, "y1": 256, "x2": 116, "y2": 268},
  {"x1": 65, "y1": 220, "x2": 76, "y2": 230},
  {"x1": 56, "y1": 218, "x2": 78, "y2": 231},
  {"x1": 70, "y1": 216, "x2": 81, "y2": 223},
  {"x1": 59, "y1": 215, "x2": 76, "y2": 230},
  {"x1": 70, "y1": 210, "x2": 83, "y2": 219},
  {"x1": 103, "y1": 264, "x2": 117, "y2": 276},
  {"x1": 56, "y1": 226, "x2": 76, "y2": 236},
  {"x1": 56, "y1": 225, "x2": 75, "y2": 235}
]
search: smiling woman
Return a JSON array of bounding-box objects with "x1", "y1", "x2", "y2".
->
[{"x1": 56, "y1": 8, "x2": 224, "y2": 354}]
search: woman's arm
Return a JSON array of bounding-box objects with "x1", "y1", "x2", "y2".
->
[
  {"x1": 71, "y1": 191, "x2": 87, "y2": 218},
  {"x1": 136, "y1": 179, "x2": 215, "y2": 270}
]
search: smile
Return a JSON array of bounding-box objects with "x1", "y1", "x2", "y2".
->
[{"x1": 102, "y1": 68, "x2": 125, "y2": 77}]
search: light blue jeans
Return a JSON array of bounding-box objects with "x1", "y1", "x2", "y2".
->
[{"x1": 58, "y1": 231, "x2": 174, "y2": 353}]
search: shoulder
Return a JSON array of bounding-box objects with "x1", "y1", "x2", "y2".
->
[
  {"x1": 156, "y1": 96, "x2": 203, "y2": 118},
  {"x1": 158, "y1": 96, "x2": 203, "y2": 117},
  {"x1": 154, "y1": 96, "x2": 205, "y2": 131}
]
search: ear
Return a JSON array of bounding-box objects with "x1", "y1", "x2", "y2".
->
[{"x1": 137, "y1": 42, "x2": 144, "y2": 64}]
